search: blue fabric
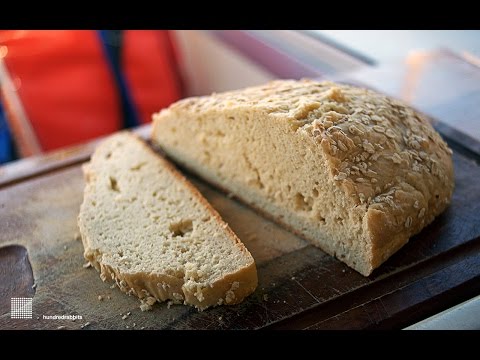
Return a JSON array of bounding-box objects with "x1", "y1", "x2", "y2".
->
[
  {"x1": 97, "y1": 30, "x2": 140, "y2": 129},
  {"x1": 0, "y1": 99, "x2": 14, "y2": 164}
]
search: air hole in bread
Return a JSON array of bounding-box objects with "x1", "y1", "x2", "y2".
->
[
  {"x1": 317, "y1": 213, "x2": 326, "y2": 225},
  {"x1": 109, "y1": 176, "x2": 120, "y2": 192},
  {"x1": 294, "y1": 193, "x2": 313, "y2": 212},
  {"x1": 312, "y1": 188, "x2": 319, "y2": 197},
  {"x1": 130, "y1": 162, "x2": 147, "y2": 171},
  {"x1": 256, "y1": 179, "x2": 264, "y2": 189},
  {"x1": 243, "y1": 153, "x2": 264, "y2": 189},
  {"x1": 169, "y1": 219, "x2": 193, "y2": 237}
]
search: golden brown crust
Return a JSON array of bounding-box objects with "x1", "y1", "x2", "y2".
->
[{"x1": 83, "y1": 242, "x2": 258, "y2": 311}]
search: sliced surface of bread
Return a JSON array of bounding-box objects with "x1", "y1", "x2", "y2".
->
[
  {"x1": 152, "y1": 80, "x2": 454, "y2": 276},
  {"x1": 78, "y1": 132, "x2": 257, "y2": 310}
]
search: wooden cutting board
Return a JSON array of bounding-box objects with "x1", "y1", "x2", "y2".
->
[{"x1": 1, "y1": 50, "x2": 480, "y2": 330}]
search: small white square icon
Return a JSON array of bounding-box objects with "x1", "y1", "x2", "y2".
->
[{"x1": 11, "y1": 298, "x2": 33, "y2": 319}]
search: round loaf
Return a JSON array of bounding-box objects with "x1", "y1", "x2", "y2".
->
[{"x1": 153, "y1": 80, "x2": 454, "y2": 276}]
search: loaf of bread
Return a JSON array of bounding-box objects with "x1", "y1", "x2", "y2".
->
[
  {"x1": 152, "y1": 80, "x2": 454, "y2": 276},
  {"x1": 78, "y1": 132, "x2": 257, "y2": 310}
]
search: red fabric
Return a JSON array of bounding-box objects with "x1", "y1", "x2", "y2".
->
[
  {"x1": 122, "y1": 30, "x2": 181, "y2": 124},
  {"x1": 0, "y1": 30, "x2": 122, "y2": 151}
]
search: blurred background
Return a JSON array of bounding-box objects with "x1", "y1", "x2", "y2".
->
[{"x1": 1, "y1": 30, "x2": 479, "y2": 164}]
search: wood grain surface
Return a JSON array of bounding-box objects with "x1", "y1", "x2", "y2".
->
[{"x1": 0, "y1": 50, "x2": 479, "y2": 329}]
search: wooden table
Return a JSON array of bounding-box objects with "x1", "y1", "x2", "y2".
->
[{"x1": 1, "y1": 50, "x2": 479, "y2": 330}]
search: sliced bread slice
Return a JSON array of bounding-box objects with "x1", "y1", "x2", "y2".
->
[
  {"x1": 78, "y1": 132, "x2": 257, "y2": 310},
  {"x1": 152, "y1": 80, "x2": 454, "y2": 276}
]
